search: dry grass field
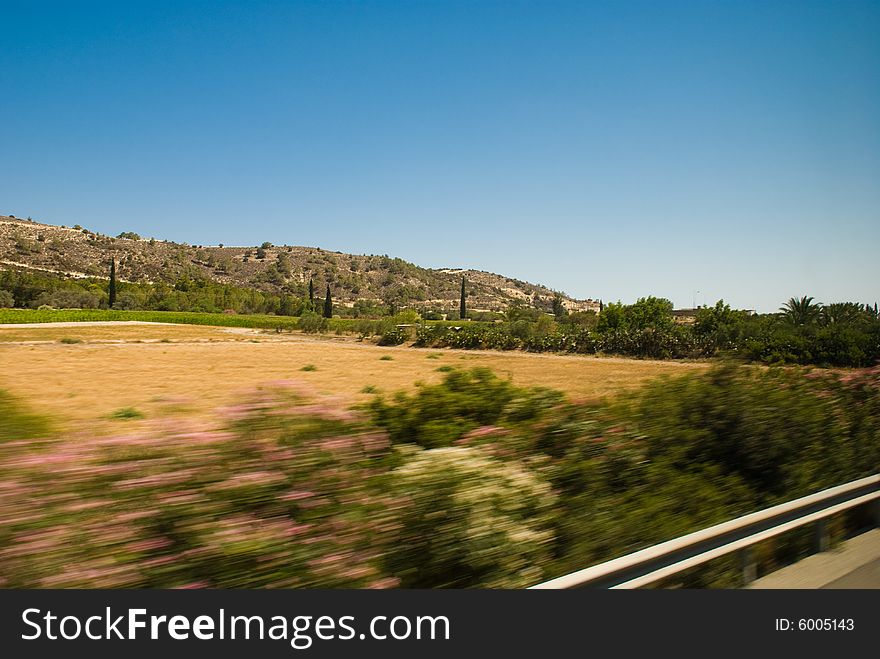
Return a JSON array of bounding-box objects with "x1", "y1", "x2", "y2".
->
[
  {"x1": 2, "y1": 322, "x2": 710, "y2": 431},
  {"x1": 0, "y1": 321, "x2": 253, "y2": 344}
]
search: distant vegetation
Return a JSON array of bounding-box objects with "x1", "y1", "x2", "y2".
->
[
  {"x1": 413, "y1": 296, "x2": 880, "y2": 368},
  {"x1": 0, "y1": 306, "x2": 459, "y2": 338},
  {"x1": 0, "y1": 267, "x2": 494, "y2": 320},
  {"x1": 2, "y1": 364, "x2": 877, "y2": 587},
  {"x1": 1, "y1": 277, "x2": 878, "y2": 368}
]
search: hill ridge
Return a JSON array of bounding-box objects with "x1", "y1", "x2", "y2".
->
[{"x1": 0, "y1": 215, "x2": 599, "y2": 314}]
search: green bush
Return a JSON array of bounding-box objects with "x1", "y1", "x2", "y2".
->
[
  {"x1": 297, "y1": 311, "x2": 327, "y2": 334},
  {"x1": 369, "y1": 368, "x2": 561, "y2": 448},
  {"x1": 612, "y1": 364, "x2": 877, "y2": 497},
  {"x1": 109, "y1": 407, "x2": 145, "y2": 420},
  {"x1": 377, "y1": 328, "x2": 408, "y2": 346}
]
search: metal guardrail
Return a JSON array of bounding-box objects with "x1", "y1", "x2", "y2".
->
[{"x1": 530, "y1": 474, "x2": 880, "y2": 589}]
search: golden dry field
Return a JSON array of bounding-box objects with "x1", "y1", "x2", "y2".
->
[{"x1": 2, "y1": 322, "x2": 711, "y2": 431}]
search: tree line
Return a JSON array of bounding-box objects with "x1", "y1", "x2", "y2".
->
[
  {"x1": 1, "y1": 267, "x2": 877, "y2": 367},
  {"x1": 411, "y1": 295, "x2": 880, "y2": 367},
  {"x1": 0, "y1": 266, "x2": 462, "y2": 320}
]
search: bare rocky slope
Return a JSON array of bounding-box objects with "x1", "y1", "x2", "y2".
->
[{"x1": 0, "y1": 215, "x2": 599, "y2": 313}]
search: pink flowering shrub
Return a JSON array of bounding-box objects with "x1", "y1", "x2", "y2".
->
[{"x1": 0, "y1": 384, "x2": 396, "y2": 588}]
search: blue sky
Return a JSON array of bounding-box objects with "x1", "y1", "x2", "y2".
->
[{"x1": 1, "y1": 0, "x2": 878, "y2": 312}]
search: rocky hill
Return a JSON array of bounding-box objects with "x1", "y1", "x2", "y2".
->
[{"x1": 0, "y1": 215, "x2": 599, "y2": 314}]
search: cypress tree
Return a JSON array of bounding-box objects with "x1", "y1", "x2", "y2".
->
[
  {"x1": 108, "y1": 257, "x2": 117, "y2": 308},
  {"x1": 309, "y1": 276, "x2": 315, "y2": 307},
  {"x1": 459, "y1": 277, "x2": 467, "y2": 320},
  {"x1": 323, "y1": 285, "x2": 333, "y2": 319}
]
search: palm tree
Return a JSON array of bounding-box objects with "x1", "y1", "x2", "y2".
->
[
  {"x1": 820, "y1": 302, "x2": 864, "y2": 326},
  {"x1": 779, "y1": 296, "x2": 821, "y2": 325}
]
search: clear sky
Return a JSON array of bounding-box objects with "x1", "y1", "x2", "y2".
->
[{"x1": 1, "y1": 0, "x2": 878, "y2": 312}]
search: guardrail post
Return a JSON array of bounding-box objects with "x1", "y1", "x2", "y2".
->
[
  {"x1": 740, "y1": 547, "x2": 757, "y2": 586},
  {"x1": 814, "y1": 519, "x2": 830, "y2": 553}
]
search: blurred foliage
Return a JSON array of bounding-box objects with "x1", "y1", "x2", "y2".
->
[
  {"x1": 108, "y1": 407, "x2": 145, "y2": 420},
  {"x1": 0, "y1": 385, "x2": 394, "y2": 588},
  {"x1": 1, "y1": 364, "x2": 879, "y2": 588},
  {"x1": 385, "y1": 447, "x2": 555, "y2": 587},
  {"x1": 369, "y1": 368, "x2": 563, "y2": 448},
  {"x1": 0, "y1": 390, "x2": 52, "y2": 442}
]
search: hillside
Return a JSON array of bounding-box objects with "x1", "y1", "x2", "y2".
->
[{"x1": 0, "y1": 215, "x2": 599, "y2": 314}]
